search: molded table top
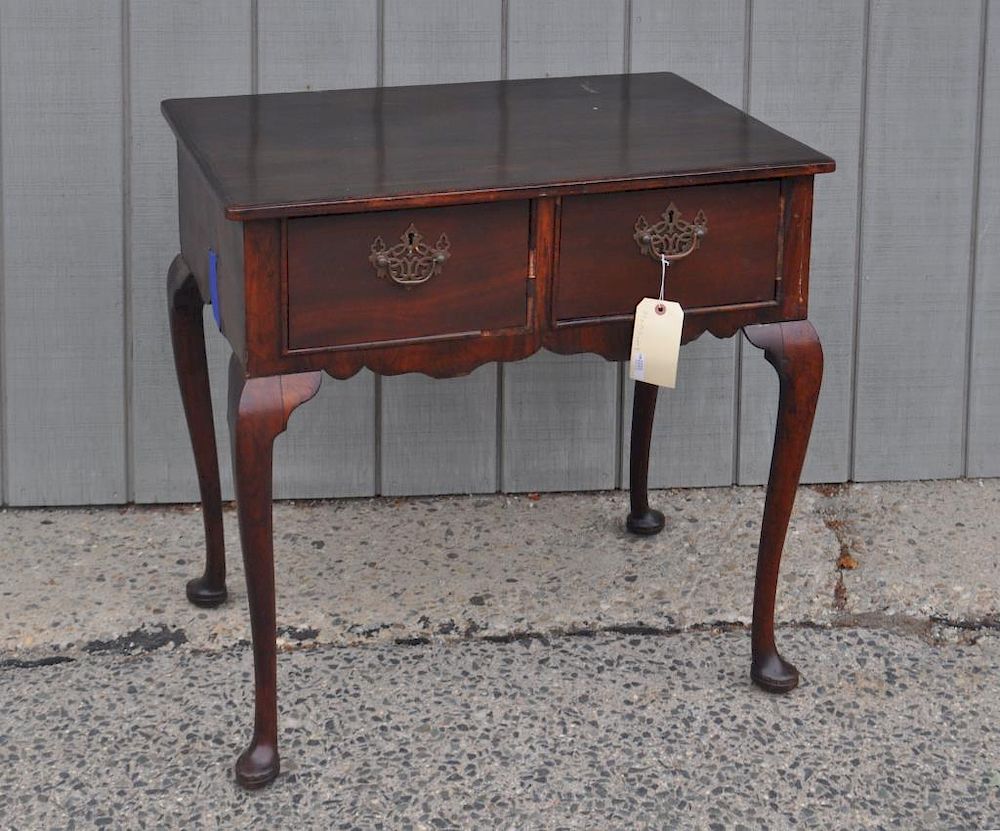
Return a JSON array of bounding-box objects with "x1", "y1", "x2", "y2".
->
[{"x1": 162, "y1": 72, "x2": 834, "y2": 221}]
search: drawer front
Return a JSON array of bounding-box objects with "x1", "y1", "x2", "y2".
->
[
  {"x1": 287, "y1": 201, "x2": 530, "y2": 350},
  {"x1": 554, "y1": 181, "x2": 781, "y2": 322}
]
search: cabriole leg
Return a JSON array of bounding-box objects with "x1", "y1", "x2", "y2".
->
[
  {"x1": 228, "y1": 355, "x2": 321, "y2": 789},
  {"x1": 167, "y1": 255, "x2": 227, "y2": 607},
  {"x1": 742, "y1": 320, "x2": 823, "y2": 693},
  {"x1": 626, "y1": 380, "x2": 665, "y2": 535}
]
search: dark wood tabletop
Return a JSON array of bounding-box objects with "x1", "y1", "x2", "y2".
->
[{"x1": 162, "y1": 72, "x2": 834, "y2": 220}]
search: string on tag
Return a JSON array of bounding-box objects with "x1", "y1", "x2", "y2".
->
[{"x1": 659, "y1": 253, "x2": 669, "y2": 301}]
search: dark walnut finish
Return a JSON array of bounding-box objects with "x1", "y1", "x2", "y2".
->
[
  {"x1": 742, "y1": 320, "x2": 824, "y2": 691},
  {"x1": 227, "y1": 357, "x2": 322, "y2": 787},
  {"x1": 163, "y1": 71, "x2": 834, "y2": 788},
  {"x1": 167, "y1": 257, "x2": 227, "y2": 608}
]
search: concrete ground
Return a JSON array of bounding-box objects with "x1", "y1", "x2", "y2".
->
[{"x1": 0, "y1": 479, "x2": 998, "y2": 829}]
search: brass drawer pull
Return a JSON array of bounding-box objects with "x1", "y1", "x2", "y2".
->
[
  {"x1": 634, "y1": 203, "x2": 708, "y2": 263},
  {"x1": 370, "y1": 223, "x2": 451, "y2": 286}
]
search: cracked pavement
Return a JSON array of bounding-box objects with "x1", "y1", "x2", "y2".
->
[{"x1": 1, "y1": 479, "x2": 999, "y2": 828}]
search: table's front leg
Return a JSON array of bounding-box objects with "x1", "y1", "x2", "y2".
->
[
  {"x1": 626, "y1": 380, "x2": 666, "y2": 535},
  {"x1": 167, "y1": 255, "x2": 227, "y2": 607},
  {"x1": 743, "y1": 320, "x2": 823, "y2": 692},
  {"x1": 227, "y1": 356, "x2": 321, "y2": 789}
]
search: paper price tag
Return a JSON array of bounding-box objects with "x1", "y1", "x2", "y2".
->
[{"x1": 629, "y1": 298, "x2": 683, "y2": 388}]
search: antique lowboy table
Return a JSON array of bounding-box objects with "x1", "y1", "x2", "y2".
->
[{"x1": 163, "y1": 72, "x2": 834, "y2": 788}]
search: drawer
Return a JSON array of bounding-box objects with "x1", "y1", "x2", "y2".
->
[
  {"x1": 554, "y1": 181, "x2": 781, "y2": 322},
  {"x1": 287, "y1": 201, "x2": 530, "y2": 350}
]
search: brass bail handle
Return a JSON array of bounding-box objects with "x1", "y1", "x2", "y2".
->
[
  {"x1": 634, "y1": 202, "x2": 708, "y2": 263},
  {"x1": 370, "y1": 223, "x2": 451, "y2": 286}
]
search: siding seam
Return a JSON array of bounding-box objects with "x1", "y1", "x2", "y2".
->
[
  {"x1": 0, "y1": 1, "x2": 6, "y2": 503},
  {"x1": 251, "y1": 0, "x2": 259, "y2": 94},
  {"x1": 623, "y1": 0, "x2": 632, "y2": 74},
  {"x1": 122, "y1": 0, "x2": 134, "y2": 502},
  {"x1": 616, "y1": 0, "x2": 633, "y2": 489},
  {"x1": 848, "y1": 0, "x2": 873, "y2": 482},
  {"x1": 497, "y1": 0, "x2": 509, "y2": 492},
  {"x1": 376, "y1": 0, "x2": 385, "y2": 88},
  {"x1": 615, "y1": 364, "x2": 625, "y2": 489},
  {"x1": 962, "y1": 0, "x2": 990, "y2": 477},
  {"x1": 496, "y1": 365, "x2": 504, "y2": 492},
  {"x1": 733, "y1": 0, "x2": 753, "y2": 484},
  {"x1": 373, "y1": 0, "x2": 385, "y2": 494},
  {"x1": 500, "y1": 0, "x2": 509, "y2": 81}
]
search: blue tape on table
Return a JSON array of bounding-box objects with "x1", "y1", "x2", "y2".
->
[{"x1": 208, "y1": 248, "x2": 222, "y2": 330}]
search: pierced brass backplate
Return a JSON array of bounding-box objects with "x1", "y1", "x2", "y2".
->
[
  {"x1": 369, "y1": 223, "x2": 451, "y2": 286},
  {"x1": 634, "y1": 203, "x2": 708, "y2": 263}
]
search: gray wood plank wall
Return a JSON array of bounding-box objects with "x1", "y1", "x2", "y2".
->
[
  {"x1": 0, "y1": 0, "x2": 995, "y2": 507},
  {"x1": 624, "y1": 0, "x2": 747, "y2": 489},
  {"x1": 502, "y1": 0, "x2": 624, "y2": 493},
  {"x1": 969, "y1": 0, "x2": 999, "y2": 478}
]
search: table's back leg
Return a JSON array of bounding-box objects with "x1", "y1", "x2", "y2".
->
[
  {"x1": 743, "y1": 320, "x2": 823, "y2": 692},
  {"x1": 626, "y1": 380, "x2": 666, "y2": 535},
  {"x1": 228, "y1": 356, "x2": 321, "y2": 789},
  {"x1": 167, "y1": 255, "x2": 227, "y2": 608}
]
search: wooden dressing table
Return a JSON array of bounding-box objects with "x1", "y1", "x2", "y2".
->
[{"x1": 163, "y1": 72, "x2": 833, "y2": 788}]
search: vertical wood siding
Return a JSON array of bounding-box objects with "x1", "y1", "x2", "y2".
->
[
  {"x1": 257, "y1": 1, "x2": 380, "y2": 500},
  {"x1": 968, "y1": 0, "x2": 999, "y2": 477},
  {"x1": 623, "y1": 0, "x2": 747, "y2": 489},
  {"x1": 737, "y1": 0, "x2": 867, "y2": 485},
  {"x1": 379, "y1": 0, "x2": 502, "y2": 496},
  {"x1": 1, "y1": 1, "x2": 125, "y2": 505},
  {"x1": 128, "y1": 1, "x2": 252, "y2": 504},
  {"x1": 501, "y1": 0, "x2": 625, "y2": 493},
  {"x1": 852, "y1": 0, "x2": 983, "y2": 481},
  {"x1": 0, "y1": 0, "x2": 995, "y2": 506}
]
